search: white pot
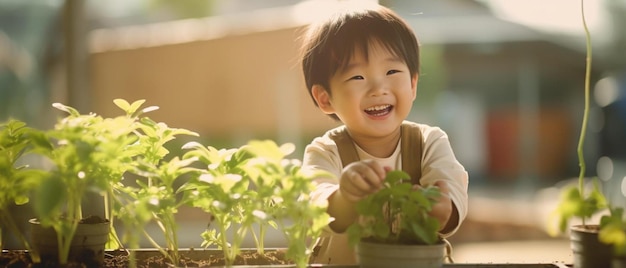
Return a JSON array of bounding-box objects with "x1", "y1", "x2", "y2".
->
[{"x1": 29, "y1": 217, "x2": 110, "y2": 265}]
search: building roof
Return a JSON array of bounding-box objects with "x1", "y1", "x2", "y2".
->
[{"x1": 89, "y1": 0, "x2": 617, "y2": 60}]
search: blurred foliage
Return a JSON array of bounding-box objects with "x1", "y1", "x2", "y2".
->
[
  {"x1": 414, "y1": 44, "x2": 447, "y2": 107},
  {"x1": 0, "y1": 1, "x2": 60, "y2": 127},
  {"x1": 148, "y1": 0, "x2": 216, "y2": 19}
]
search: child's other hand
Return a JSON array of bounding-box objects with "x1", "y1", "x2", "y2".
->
[
  {"x1": 338, "y1": 159, "x2": 389, "y2": 202},
  {"x1": 425, "y1": 181, "x2": 453, "y2": 231}
]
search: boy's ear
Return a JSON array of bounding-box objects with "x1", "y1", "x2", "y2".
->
[
  {"x1": 312, "y1": 85, "x2": 335, "y2": 114},
  {"x1": 411, "y1": 74, "x2": 419, "y2": 100}
]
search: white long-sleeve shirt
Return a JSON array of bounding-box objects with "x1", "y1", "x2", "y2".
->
[{"x1": 303, "y1": 122, "x2": 469, "y2": 265}]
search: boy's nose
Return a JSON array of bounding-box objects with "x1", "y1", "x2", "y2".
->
[{"x1": 368, "y1": 80, "x2": 390, "y2": 96}]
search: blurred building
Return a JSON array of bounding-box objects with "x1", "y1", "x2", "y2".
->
[{"x1": 81, "y1": 0, "x2": 624, "y2": 188}]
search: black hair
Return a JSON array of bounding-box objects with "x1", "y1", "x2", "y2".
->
[{"x1": 300, "y1": 4, "x2": 420, "y2": 120}]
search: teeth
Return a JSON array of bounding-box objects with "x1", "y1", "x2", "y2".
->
[{"x1": 365, "y1": 105, "x2": 391, "y2": 112}]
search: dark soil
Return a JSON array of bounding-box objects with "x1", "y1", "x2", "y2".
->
[
  {"x1": 79, "y1": 215, "x2": 108, "y2": 224},
  {"x1": 1, "y1": 249, "x2": 292, "y2": 267},
  {"x1": 105, "y1": 249, "x2": 291, "y2": 267}
]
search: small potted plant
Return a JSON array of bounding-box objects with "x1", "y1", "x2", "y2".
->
[
  {"x1": 27, "y1": 100, "x2": 143, "y2": 266},
  {"x1": 550, "y1": 1, "x2": 615, "y2": 267},
  {"x1": 346, "y1": 170, "x2": 445, "y2": 268},
  {"x1": 25, "y1": 98, "x2": 201, "y2": 267}
]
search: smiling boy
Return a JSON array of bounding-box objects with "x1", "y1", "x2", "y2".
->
[{"x1": 299, "y1": 2, "x2": 469, "y2": 265}]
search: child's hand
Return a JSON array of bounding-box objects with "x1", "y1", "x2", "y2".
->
[
  {"x1": 338, "y1": 159, "x2": 389, "y2": 202},
  {"x1": 424, "y1": 181, "x2": 453, "y2": 231}
]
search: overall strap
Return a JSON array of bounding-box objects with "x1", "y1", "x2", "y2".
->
[
  {"x1": 329, "y1": 123, "x2": 424, "y2": 184},
  {"x1": 400, "y1": 123, "x2": 423, "y2": 185},
  {"x1": 328, "y1": 126, "x2": 360, "y2": 167}
]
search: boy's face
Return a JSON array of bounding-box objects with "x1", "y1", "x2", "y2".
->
[{"x1": 312, "y1": 41, "x2": 418, "y2": 139}]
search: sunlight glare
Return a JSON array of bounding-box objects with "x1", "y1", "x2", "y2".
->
[
  {"x1": 594, "y1": 76, "x2": 620, "y2": 107},
  {"x1": 292, "y1": 0, "x2": 378, "y2": 25},
  {"x1": 597, "y1": 156, "x2": 614, "y2": 181},
  {"x1": 483, "y1": 0, "x2": 603, "y2": 35}
]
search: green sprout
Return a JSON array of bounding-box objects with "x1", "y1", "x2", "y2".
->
[{"x1": 347, "y1": 170, "x2": 441, "y2": 246}]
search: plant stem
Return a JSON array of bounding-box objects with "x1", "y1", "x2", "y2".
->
[
  {"x1": 57, "y1": 189, "x2": 82, "y2": 264},
  {"x1": 142, "y1": 228, "x2": 171, "y2": 261},
  {"x1": 217, "y1": 219, "x2": 234, "y2": 266},
  {"x1": 231, "y1": 224, "x2": 246, "y2": 263},
  {"x1": 165, "y1": 214, "x2": 180, "y2": 265},
  {"x1": 577, "y1": 0, "x2": 592, "y2": 226},
  {"x1": 0, "y1": 212, "x2": 40, "y2": 262},
  {"x1": 151, "y1": 213, "x2": 179, "y2": 265},
  {"x1": 256, "y1": 224, "x2": 265, "y2": 255},
  {"x1": 126, "y1": 229, "x2": 139, "y2": 268},
  {"x1": 104, "y1": 190, "x2": 110, "y2": 222}
]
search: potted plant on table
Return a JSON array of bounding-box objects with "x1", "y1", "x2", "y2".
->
[
  {"x1": 346, "y1": 170, "x2": 446, "y2": 268},
  {"x1": 27, "y1": 100, "x2": 143, "y2": 266},
  {"x1": 551, "y1": 0, "x2": 620, "y2": 267},
  {"x1": 26, "y1": 98, "x2": 198, "y2": 266}
]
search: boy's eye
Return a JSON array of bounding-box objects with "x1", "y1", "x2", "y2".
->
[
  {"x1": 349, "y1": 75, "x2": 364, "y2": 81},
  {"x1": 387, "y1": 70, "x2": 401, "y2": 75}
]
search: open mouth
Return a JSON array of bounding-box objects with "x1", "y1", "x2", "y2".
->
[{"x1": 364, "y1": 104, "x2": 393, "y2": 117}]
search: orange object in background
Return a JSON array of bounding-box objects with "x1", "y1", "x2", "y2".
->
[{"x1": 486, "y1": 107, "x2": 572, "y2": 182}]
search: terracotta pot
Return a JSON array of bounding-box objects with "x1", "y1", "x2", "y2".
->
[
  {"x1": 29, "y1": 217, "x2": 110, "y2": 266},
  {"x1": 570, "y1": 224, "x2": 612, "y2": 268},
  {"x1": 356, "y1": 240, "x2": 445, "y2": 268}
]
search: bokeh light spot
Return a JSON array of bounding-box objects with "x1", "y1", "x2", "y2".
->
[
  {"x1": 594, "y1": 76, "x2": 619, "y2": 107},
  {"x1": 597, "y1": 156, "x2": 613, "y2": 181}
]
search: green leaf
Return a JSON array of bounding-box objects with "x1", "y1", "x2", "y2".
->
[
  {"x1": 181, "y1": 141, "x2": 205, "y2": 151},
  {"x1": 34, "y1": 175, "x2": 65, "y2": 220},
  {"x1": 129, "y1": 99, "x2": 147, "y2": 114},
  {"x1": 372, "y1": 221, "x2": 390, "y2": 239},
  {"x1": 106, "y1": 231, "x2": 121, "y2": 249},
  {"x1": 113, "y1": 99, "x2": 131, "y2": 113},
  {"x1": 52, "y1": 103, "x2": 80, "y2": 116},
  {"x1": 279, "y1": 143, "x2": 295, "y2": 156},
  {"x1": 384, "y1": 170, "x2": 410, "y2": 185},
  {"x1": 14, "y1": 195, "x2": 29, "y2": 205},
  {"x1": 141, "y1": 105, "x2": 159, "y2": 114},
  {"x1": 242, "y1": 140, "x2": 286, "y2": 160},
  {"x1": 410, "y1": 217, "x2": 439, "y2": 244},
  {"x1": 599, "y1": 207, "x2": 626, "y2": 256},
  {"x1": 600, "y1": 223, "x2": 625, "y2": 245}
]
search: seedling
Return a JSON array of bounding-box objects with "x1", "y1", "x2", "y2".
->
[
  {"x1": 180, "y1": 140, "x2": 331, "y2": 267},
  {"x1": 31, "y1": 101, "x2": 140, "y2": 264},
  {"x1": 347, "y1": 170, "x2": 441, "y2": 246},
  {"x1": 109, "y1": 99, "x2": 199, "y2": 267},
  {"x1": 0, "y1": 119, "x2": 44, "y2": 262}
]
